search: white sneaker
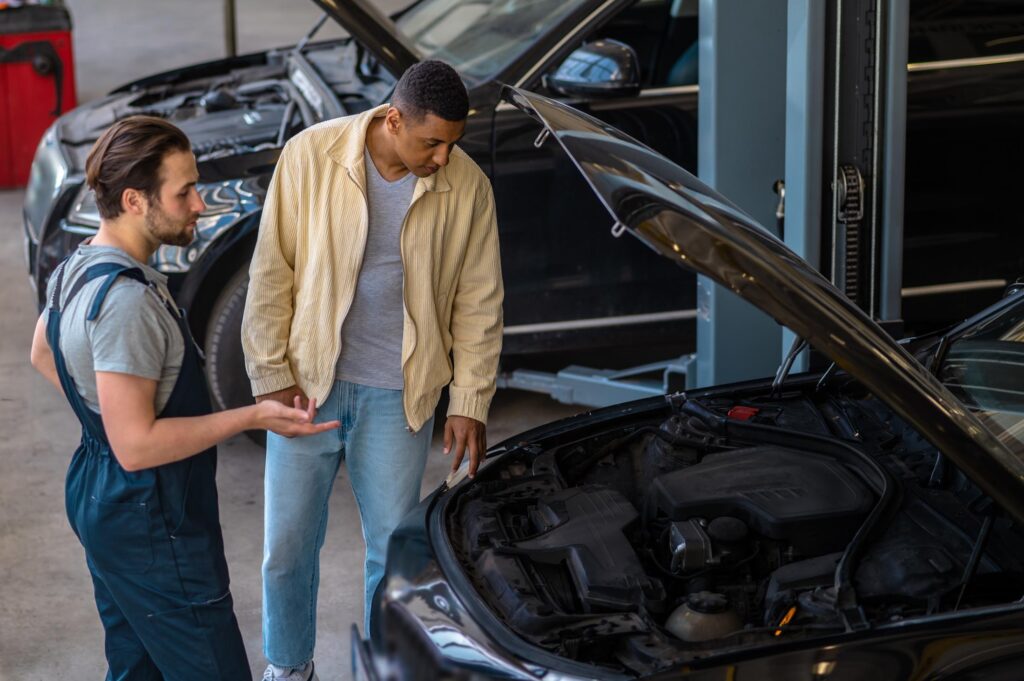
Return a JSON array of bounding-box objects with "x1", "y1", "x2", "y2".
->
[{"x1": 262, "y1": 662, "x2": 318, "y2": 681}]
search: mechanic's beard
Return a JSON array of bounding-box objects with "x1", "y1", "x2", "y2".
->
[{"x1": 145, "y1": 203, "x2": 195, "y2": 247}]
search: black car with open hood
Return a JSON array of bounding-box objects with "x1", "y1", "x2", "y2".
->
[
  {"x1": 355, "y1": 89, "x2": 1024, "y2": 681},
  {"x1": 23, "y1": 0, "x2": 1024, "y2": 421}
]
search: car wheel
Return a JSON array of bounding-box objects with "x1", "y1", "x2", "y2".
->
[{"x1": 205, "y1": 264, "x2": 265, "y2": 446}]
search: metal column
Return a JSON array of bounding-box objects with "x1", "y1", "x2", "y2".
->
[
  {"x1": 781, "y1": 0, "x2": 825, "y2": 372},
  {"x1": 693, "y1": 0, "x2": 787, "y2": 388},
  {"x1": 880, "y1": 1, "x2": 909, "y2": 323},
  {"x1": 224, "y1": 0, "x2": 237, "y2": 58},
  {"x1": 820, "y1": 0, "x2": 906, "y2": 332}
]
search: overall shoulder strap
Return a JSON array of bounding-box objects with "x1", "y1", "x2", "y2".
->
[
  {"x1": 80, "y1": 264, "x2": 150, "y2": 321},
  {"x1": 51, "y1": 261, "x2": 147, "y2": 314},
  {"x1": 45, "y1": 261, "x2": 150, "y2": 442},
  {"x1": 47, "y1": 258, "x2": 71, "y2": 313}
]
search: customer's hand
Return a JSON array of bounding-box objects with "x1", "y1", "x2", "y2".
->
[
  {"x1": 255, "y1": 385, "x2": 308, "y2": 409},
  {"x1": 444, "y1": 416, "x2": 487, "y2": 479},
  {"x1": 253, "y1": 396, "x2": 339, "y2": 437}
]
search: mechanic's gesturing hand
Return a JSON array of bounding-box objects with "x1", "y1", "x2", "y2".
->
[
  {"x1": 444, "y1": 415, "x2": 487, "y2": 478},
  {"x1": 255, "y1": 396, "x2": 339, "y2": 438}
]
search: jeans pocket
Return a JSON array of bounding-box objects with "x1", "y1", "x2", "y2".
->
[{"x1": 82, "y1": 496, "x2": 155, "y2": 573}]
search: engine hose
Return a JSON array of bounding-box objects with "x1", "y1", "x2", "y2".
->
[
  {"x1": 272, "y1": 80, "x2": 316, "y2": 127},
  {"x1": 277, "y1": 100, "x2": 297, "y2": 147},
  {"x1": 831, "y1": 440, "x2": 897, "y2": 631},
  {"x1": 236, "y1": 78, "x2": 315, "y2": 128},
  {"x1": 679, "y1": 399, "x2": 727, "y2": 432},
  {"x1": 568, "y1": 426, "x2": 702, "y2": 481}
]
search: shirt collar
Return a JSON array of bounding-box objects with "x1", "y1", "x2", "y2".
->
[{"x1": 326, "y1": 103, "x2": 451, "y2": 194}]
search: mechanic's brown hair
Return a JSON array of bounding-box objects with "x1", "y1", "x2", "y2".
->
[{"x1": 85, "y1": 116, "x2": 191, "y2": 220}]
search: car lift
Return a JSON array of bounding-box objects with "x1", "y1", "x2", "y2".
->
[{"x1": 499, "y1": 0, "x2": 908, "y2": 410}]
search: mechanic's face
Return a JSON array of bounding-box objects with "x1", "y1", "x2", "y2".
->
[
  {"x1": 388, "y1": 108, "x2": 466, "y2": 178},
  {"x1": 145, "y1": 150, "x2": 204, "y2": 247}
]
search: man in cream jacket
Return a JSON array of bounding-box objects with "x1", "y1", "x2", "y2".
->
[{"x1": 242, "y1": 61, "x2": 503, "y2": 681}]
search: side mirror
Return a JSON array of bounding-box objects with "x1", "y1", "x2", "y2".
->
[{"x1": 545, "y1": 39, "x2": 641, "y2": 99}]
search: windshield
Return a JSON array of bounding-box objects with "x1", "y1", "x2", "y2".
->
[
  {"x1": 394, "y1": 0, "x2": 591, "y2": 83},
  {"x1": 940, "y1": 296, "x2": 1024, "y2": 456}
]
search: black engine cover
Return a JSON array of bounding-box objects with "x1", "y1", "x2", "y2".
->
[{"x1": 652, "y1": 446, "x2": 873, "y2": 554}]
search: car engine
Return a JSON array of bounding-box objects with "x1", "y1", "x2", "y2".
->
[
  {"x1": 445, "y1": 387, "x2": 1024, "y2": 675},
  {"x1": 58, "y1": 41, "x2": 387, "y2": 171}
]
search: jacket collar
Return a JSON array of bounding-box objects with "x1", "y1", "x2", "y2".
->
[{"x1": 326, "y1": 103, "x2": 452, "y2": 194}]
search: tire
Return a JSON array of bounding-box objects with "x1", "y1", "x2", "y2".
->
[{"x1": 205, "y1": 264, "x2": 265, "y2": 446}]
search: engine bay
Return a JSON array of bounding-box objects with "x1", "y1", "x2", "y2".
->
[
  {"x1": 444, "y1": 383, "x2": 1024, "y2": 675},
  {"x1": 59, "y1": 40, "x2": 392, "y2": 170}
]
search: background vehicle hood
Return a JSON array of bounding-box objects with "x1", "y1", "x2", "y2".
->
[
  {"x1": 504, "y1": 87, "x2": 1024, "y2": 524},
  {"x1": 310, "y1": 0, "x2": 419, "y2": 76}
]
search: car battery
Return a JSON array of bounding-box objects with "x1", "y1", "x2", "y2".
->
[{"x1": 0, "y1": 3, "x2": 76, "y2": 187}]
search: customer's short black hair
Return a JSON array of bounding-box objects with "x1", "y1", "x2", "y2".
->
[{"x1": 392, "y1": 60, "x2": 469, "y2": 123}]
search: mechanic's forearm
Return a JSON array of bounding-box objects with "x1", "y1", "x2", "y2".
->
[{"x1": 112, "y1": 406, "x2": 258, "y2": 472}]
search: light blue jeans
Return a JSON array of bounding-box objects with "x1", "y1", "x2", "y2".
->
[{"x1": 262, "y1": 380, "x2": 433, "y2": 668}]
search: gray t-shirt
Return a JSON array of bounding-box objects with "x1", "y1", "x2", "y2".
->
[
  {"x1": 335, "y1": 150, "x2": 416, "y2": 389},
  {"x1": 44, "y1": 244, "x2": 184, "y2": 413}
]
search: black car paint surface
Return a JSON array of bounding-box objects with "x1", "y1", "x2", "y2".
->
[
  {"x1": 358, "y1": 90, "x2": 1024, "y2": 680},
  {"x1": 22, "y1": 0, "x2": 1024, "y2": 416}
]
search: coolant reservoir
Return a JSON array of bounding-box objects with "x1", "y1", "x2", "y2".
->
[{"x1": 666, "y1": 591, "x2": 742, "y2": 642}]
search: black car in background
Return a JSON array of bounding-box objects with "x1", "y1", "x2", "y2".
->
[
  {"x1": 355, "y1": 87, "x2": 1024, "y2": 681},
  {"x1": 22, "y1": 0, "x2": 1024, "y2": 414}
]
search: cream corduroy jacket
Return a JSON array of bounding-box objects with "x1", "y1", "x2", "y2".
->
[{"x1": 241, "y1": 105, "x2": 503, "y2": 432}]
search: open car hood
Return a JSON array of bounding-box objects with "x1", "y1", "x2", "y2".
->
[
  {"x1": 503, "y1": 86, "x2": 1024, "y2": 525},
  {"x1": 310, "y1": 0, "x2": 419, "y2": 76}
]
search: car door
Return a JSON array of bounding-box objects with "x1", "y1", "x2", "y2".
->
[{"x1": 491, "y1": 0, "x2": 702, "y2": 362}]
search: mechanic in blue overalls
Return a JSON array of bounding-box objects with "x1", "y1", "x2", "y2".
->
[{"x1": 29, "y1": 116, "x2": 340, "y2": 680}]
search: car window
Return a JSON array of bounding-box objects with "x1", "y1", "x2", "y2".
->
[
  {"x1": 394, "y1": 0, "x2": 591, "y2": 83},
  {"x1": 940, "y1": 299, "x2": 1024, "y2": 456},
  {"x1": 909, "y1": 0, "x2": 1024, "y2": 63}
]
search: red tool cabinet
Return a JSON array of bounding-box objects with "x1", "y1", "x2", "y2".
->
[{"x1": 1, "y1": 4, "x2": 77, "y2": 187}]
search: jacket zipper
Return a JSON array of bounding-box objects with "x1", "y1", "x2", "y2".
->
[{"x1": 400, "y1": 184, "x2": 426, "y2": 433}]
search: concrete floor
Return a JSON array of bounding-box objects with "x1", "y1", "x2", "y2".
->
[
  {"x1": 0, "y1": 191, "x2": 579, "y2": 680},
  {"x1": 0, "y1": 2, "x2": 582, "y2": 679}
]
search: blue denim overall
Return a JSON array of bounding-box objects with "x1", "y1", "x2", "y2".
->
[{"x1": 46, "y1": 261, "x2": 250, "y2": 680}]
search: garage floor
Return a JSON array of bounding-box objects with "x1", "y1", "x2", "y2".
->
[{"x1": 0, "y1": 2, "x2": 580, "y2": 679}]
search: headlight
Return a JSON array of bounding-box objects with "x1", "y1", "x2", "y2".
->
[
  {"x1": 24, "y1": 124, "x2": 69, "y2": 243},
  {"x1": 65, "y1": 177, "x2": 261, "y2": 273},
  {"x1": 68, "y1": 183, "x2": 101, "y2": 229},
  {"x1": 151, "y1": 177, "x2": 263, "y2": 273},
  {"x1": 69, "y1": 177, "x2": 254, "y2": 231}
]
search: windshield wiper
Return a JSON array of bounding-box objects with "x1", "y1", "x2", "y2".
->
[{"x1": 297, "y1": 12, "x2": 329, "y2": 53}]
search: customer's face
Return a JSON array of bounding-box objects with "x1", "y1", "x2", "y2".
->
[
  {"x1": 145, "y1": 150, "x2": 204, "y2": 247},
  {"x1": 389, "y1": 108, "x2": 466, "y2": 178}
]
